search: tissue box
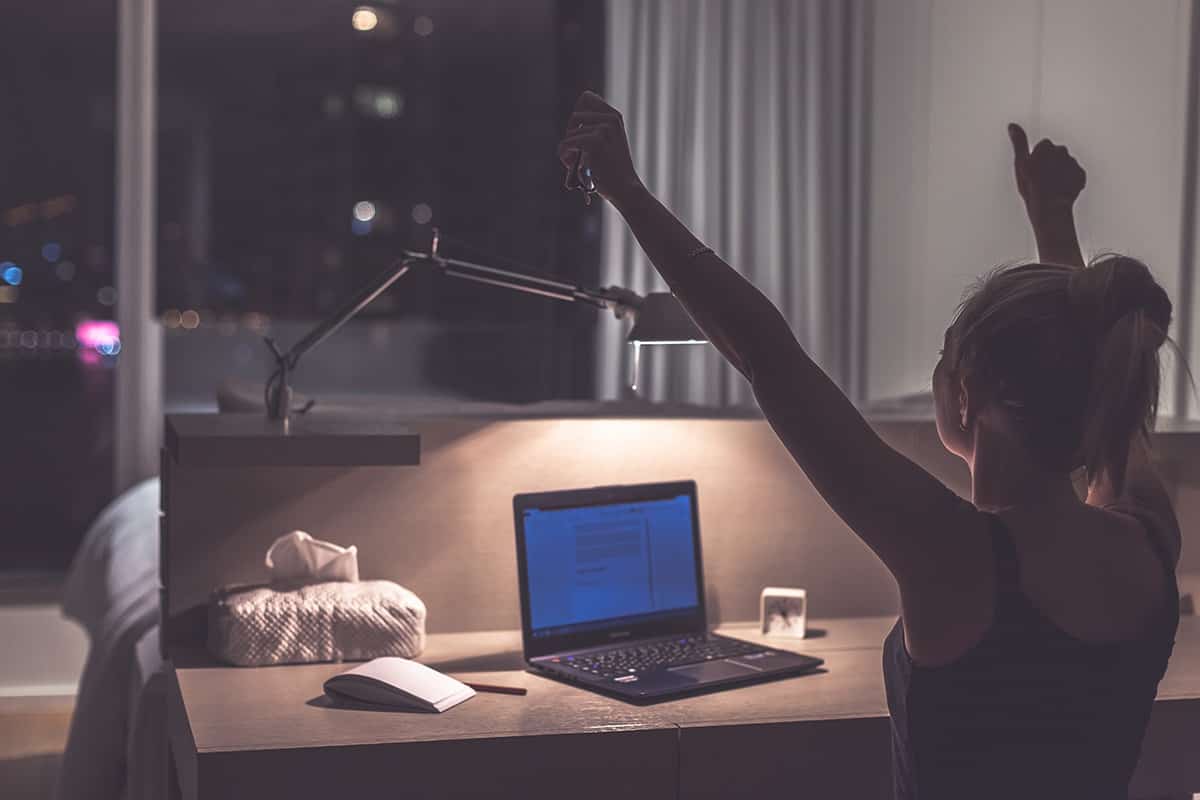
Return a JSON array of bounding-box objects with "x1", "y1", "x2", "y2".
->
[{"x1": 208, "y1": 580, "x2": 427, "y2": 667}]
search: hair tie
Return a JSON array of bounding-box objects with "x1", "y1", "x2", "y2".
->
[{"x1": 1067, "y1": 260, "x2": 1169, "y2": 341}]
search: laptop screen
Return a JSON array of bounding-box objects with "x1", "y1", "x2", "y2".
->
[{"x1": 520, "y1": 491, "x2": 702, "y2": 640}]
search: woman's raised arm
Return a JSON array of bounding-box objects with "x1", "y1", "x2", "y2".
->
[
  {"x1": 559, "y1": 91, "x2": 983, "y2": 586},
  {"x1": 1008, "y1": 122, "x2": 1178, "y2": 565}
]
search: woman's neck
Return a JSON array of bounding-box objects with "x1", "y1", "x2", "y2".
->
[{"x1": 968, "y1": 422, "x2": 1080, "y2": 514}]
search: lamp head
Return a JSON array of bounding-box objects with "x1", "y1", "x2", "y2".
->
[{"x1": 625, "y1": 292, "x2": 706, "y2": 345}]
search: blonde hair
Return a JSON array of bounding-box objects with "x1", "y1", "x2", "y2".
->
[{"x1": 946, "y1": 254, "x2": 1172, "y2": 494}]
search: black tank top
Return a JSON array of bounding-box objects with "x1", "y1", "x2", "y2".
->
[{"x1": 883, "y1": 512, "x2": 1179, "y2": 800}]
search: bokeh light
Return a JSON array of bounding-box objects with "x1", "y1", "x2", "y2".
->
[
  {"x1": 75, "y1": 320, "x2": 120, "y2": 352},
  {"x1": 353, "y1": 201, "x2": 377, "y2": 222},
  {"x1": 352, "y1": 7, "x2": 378, "y2": 32},
  {"x1": 373, "y1": 92, "x2": 402, "y2": 118},
  {"x1": 414, "y1": 16, "x2": 434, "y2": 36},
  {"x1": 411, "y1": 203, "x2": 433, "y2": 224},
  {"x1": 2, "y1": 263, "x2": 22, "y2": 286},
  {"x1": 242, "y1": 312, "x2": 269, "y2": 333}
]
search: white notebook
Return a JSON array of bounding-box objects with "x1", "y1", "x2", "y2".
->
[{"x1": 324, "y1": 657, "x2": 476, "y2": 712}]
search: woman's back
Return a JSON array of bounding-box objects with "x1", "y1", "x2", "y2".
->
[{"x1": 884, "y1": 513, "x2": 1179, "y2": 799}]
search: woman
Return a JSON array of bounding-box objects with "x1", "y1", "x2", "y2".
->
[{"x1": 559, "y1": 93, "x2": 1179, "y2": 798}]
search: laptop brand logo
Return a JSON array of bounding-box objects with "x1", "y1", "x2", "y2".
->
[{"x1": 608, "y1": 630, "x2": 631, "y2": 639}]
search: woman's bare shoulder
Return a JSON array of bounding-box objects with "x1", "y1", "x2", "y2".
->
[{"x1": 1021, "y1": 506, "x2": 1172, "y2": 643}]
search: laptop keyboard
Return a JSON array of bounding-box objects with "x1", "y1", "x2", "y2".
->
[{"x1": 556, "y1": 635, "x2": 765, "y2": 680}]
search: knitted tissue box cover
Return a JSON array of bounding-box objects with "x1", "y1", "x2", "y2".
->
[{"x1": 208, "y1": 580, "x2": 427, "y2": 666}]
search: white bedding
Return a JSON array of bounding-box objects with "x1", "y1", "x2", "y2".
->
[{"x1": 56, "y1": 479, "x2": 164, "y2": 800}]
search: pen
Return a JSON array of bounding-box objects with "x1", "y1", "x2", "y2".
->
[{"x1": 463, "y1": 682, "x2": 527, "y2": 696}]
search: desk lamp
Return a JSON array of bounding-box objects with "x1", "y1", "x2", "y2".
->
[{"x1": 263, "y1": 229, "x2": 706, "y2": 423}]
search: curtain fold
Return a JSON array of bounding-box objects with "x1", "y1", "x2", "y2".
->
[{"x1": 599, "y1": 0, "x2": 871, "y2": 406}]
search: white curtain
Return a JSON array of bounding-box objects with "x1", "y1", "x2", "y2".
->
[{"x1": 598, "y1": 0, "x2": 872, "y2": 406}]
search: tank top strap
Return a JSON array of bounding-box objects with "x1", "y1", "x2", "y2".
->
[{"x1": 986, "y1": 513, "x2": 1022, "y2": 595}]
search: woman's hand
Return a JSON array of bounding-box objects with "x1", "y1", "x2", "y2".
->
[
  {"x1": 1008, "y1": 123, "x2": 1085, "y2": 267},
  {"x1": 558, "y1": 91, "x2": 643, "y2": 205},
  {"x1": 1008, "y1": 122, "x2": 1087, "y2": 218}
]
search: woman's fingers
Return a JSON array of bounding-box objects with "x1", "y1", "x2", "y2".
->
[
  {"x1": 558, "y1": 124, "x2": 617, "y2": 151},
  {"x1": 557, "y1": 127, "x2": 618, "y2": 169},
  {"x1": 574, "y1": 90, "x2": 617, "y2": 115},
  {"x1": 566, "y1": 110, "x2": 621, "y2": 135},
  {"x1": 559, "y1": 123, "x2": 616, "y2": 143},
  {"x1": 1031, "y1": 138, "x2": 1056, "y2": 159},
  {"x1": 557, "y1": 130, "x2": 605, "y2": 169}
]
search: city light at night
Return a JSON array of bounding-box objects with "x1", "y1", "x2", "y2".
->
[
  {"x1": 411, "y1": 203, "x2": 433, "y2": 225},
  {"x1": 74, "y1": 320, "x2": 120, "y2": 356},
  {"x1": 353, "y1": 201, "x2": 377, "y2": 222},
  {"x1": 351, "y1": 7, "x2": 378, "y2": 32}
]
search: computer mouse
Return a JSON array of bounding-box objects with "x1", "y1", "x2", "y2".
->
[{"x1": 323, "y1": 657, "x2": 475, "y2": 712}]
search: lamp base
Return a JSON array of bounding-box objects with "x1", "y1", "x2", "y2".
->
[{"x1": 266, "y1": 382, "x2": 293, "y2": 423}]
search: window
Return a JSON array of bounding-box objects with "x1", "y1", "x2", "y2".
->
[
  {"x1": 0, "y1": 1, "x2": 119, "y2": 570},
  {"x1": 157, "y1": 1, "x2": 605, "y2": 408}
]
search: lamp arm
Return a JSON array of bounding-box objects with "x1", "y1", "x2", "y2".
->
[
  {"x1": 401, "y1": 248, "x2": 642, "y2": 318},
  {"x1": 263, "y1": 233, "x2": 650, "y2": 421},
  {"x1": 279, "y1": 259, "x2": 414, "y2": 371},
  {"x1": 264, "y1": 257, "x2": 415, "y2": 421}
]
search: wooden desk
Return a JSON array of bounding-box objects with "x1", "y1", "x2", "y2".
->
[{"x1": 167, "y1": 617, "x2": 1200, "y2": 800}]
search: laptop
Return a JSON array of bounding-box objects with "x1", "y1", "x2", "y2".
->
[{"x1": 513, "y1": 480, "x2": 823, "y2": 703}]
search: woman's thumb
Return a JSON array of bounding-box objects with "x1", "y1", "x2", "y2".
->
[{"x1": 1008, "y1": 123, "x2": 1030, "y2": 164}]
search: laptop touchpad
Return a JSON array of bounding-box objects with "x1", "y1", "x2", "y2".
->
[{"x1": 669, "y1": 660, "x2": 756, "y2": 683}]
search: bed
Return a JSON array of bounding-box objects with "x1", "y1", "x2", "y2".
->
[{"x1": 56, "y1": 479, "x2": 164, "y2": 800}]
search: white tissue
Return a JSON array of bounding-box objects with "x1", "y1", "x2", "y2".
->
[{"x1": 265, "y1": 530, "x2": 359, "y2": 584}]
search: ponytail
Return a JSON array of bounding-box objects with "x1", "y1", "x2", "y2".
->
[{"x1": 1070, "y1": 256, "x2": 1171, "y2": 494}]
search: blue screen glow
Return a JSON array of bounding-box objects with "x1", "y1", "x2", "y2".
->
[{"x1": 523, "y1": 494, "x2": 700, "y2": 635}]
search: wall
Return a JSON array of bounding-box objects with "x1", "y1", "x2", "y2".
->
[
  {"x1": 164, "y1": 417, "x2": 980, "y2": 645},
  {"x1": 867, "y1": 0, "x2": 1196, "y2": 411}
]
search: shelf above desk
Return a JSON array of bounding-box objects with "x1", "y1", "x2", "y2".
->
[{"x1": 164, "y1": 413, "x2": 421, "y2": 467}]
